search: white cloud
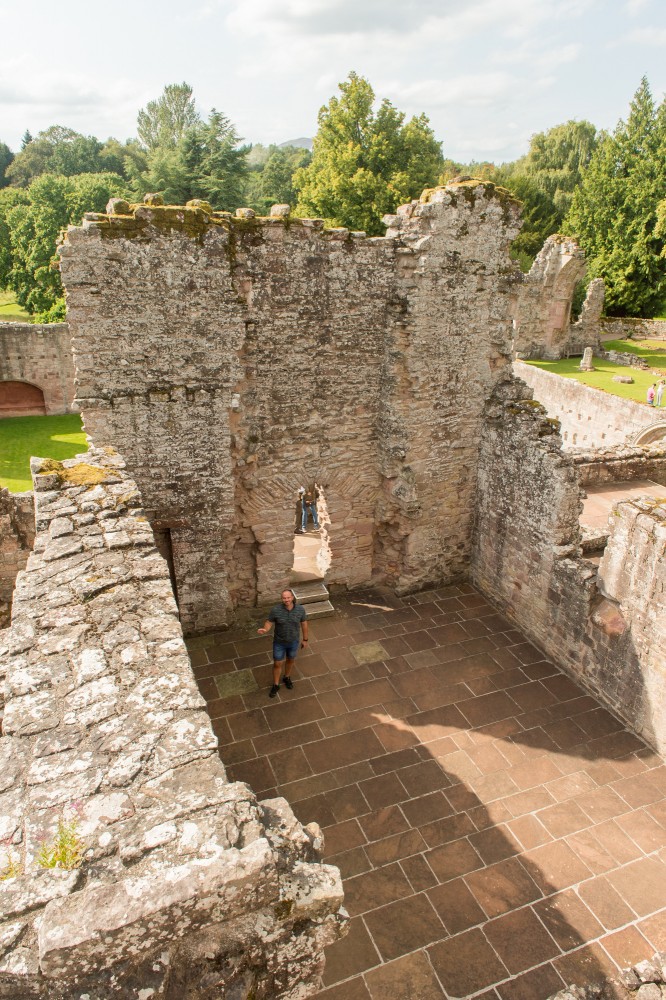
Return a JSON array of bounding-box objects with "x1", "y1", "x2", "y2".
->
[{"x1": 624, "y1": 26, "x2": 666, "y2": 45}]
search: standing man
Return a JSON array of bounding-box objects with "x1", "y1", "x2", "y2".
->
[
  {"x1": 257, "y1": 589, "x2": 308, "y2": 698},
  {"x1": 301, "y1": 484, "x2": 320, "y2": 532}
]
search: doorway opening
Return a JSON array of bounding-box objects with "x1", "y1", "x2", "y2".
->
[{"x1": 291, "y1": 482, "x2": 331, "y2": 584}]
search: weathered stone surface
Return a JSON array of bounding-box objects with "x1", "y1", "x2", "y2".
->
[
  {"x1": 472, "y1": 375, "x2": 666, "y2": 753},
  {"x1": 0, "y1": 451, "x2": 346, "y2": 997},
  {"x1": 0, "y1": 322, "x2": 74, "y2": 418},
  {"x1": 58, "y1": 180, "x2": 522, "y2": 630}
]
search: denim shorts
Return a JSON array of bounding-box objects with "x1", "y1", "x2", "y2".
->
[{"x1": 273, "y1": 640, "x2": 300, "y2": 661}]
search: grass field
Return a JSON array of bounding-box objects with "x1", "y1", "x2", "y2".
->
[
  {"x1": 0, "y1": 414, "x2": 87, "y2": 492},
  {"x1": 524, "y1": 338, "x2": 666, "y2": 404},
  {"x1": 0, "y1": 290, "x2": 30, "y2": 323}
]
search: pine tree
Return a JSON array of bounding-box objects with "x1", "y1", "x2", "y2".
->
[{"x1": 564, "y1": 78, "x2": 666, "y2": 316}]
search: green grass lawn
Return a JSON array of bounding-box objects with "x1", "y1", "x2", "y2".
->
[
  {"x1": 0, "y1": 414, "x2": 87, "y2": 492},
  {"x1": 0, "y1": 290, "x2": 30, "y2": 323},
  {"x1": 524, "y1": 338, "x2": 666, "y2": 404}
]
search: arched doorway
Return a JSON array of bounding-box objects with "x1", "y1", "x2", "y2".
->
[
  {"x1": 0, "y1": 381, "x2": 47, "y2": 417},
  {"x1": 633, "y1": 422, "x2": 666, "y2": 447},
  {"x1": 291, "y1": 482, "x2": 332, "y2": 584}
]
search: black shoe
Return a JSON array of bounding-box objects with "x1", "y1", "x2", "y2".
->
[
  {"x1": 269, "y1": 684, "x2": 280, "y2": 698},
  {"x1": 284, "y1": 676, "x2": 293, "y2": 690}
]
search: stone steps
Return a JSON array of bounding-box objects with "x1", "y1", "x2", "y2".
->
[{"x1": 292, "y1": 581, "x2": 335, "y2": 618}]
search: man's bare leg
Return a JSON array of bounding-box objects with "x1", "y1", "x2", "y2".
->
[
  {"x1": 273, "y1": 658, "x2": 285, "y2": 687},
  {"x1": 283, "y1": 655, "x2": 295, "y2": 689}
]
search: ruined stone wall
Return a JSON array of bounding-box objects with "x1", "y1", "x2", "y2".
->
[
  {"x1": 0, "y1": 489, "x2": 34, "y2": 630},
  {"x1": 573, "y1": 444, "x2": 666, "y2": 487},
  {"x1": 59, "y1": 183, "x2": 522, "y2": 631},
  {"x1": 0, "y1": 322, "x2": 74, "y2": 416},
  {"x1": 472, "y1": 377, "x2": 666, "y2": 753},
  {"x1": 600, "y1": 316, "x2": 666, "y2": 341},
  {"x1": 0, "y1": 449, "x2": 345, "y2": 998},
  {"x1": 516, "y1": 360, "x2": 666, "y2": 448},
  {"x1": 512, "y1": 236, "x2": 589, "y2": 359}
]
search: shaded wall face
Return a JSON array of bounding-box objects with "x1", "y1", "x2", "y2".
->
[
  {"x1": 59, "y1": 186, "x2": 522, "y2": 631},
  {"x1": 472, "y1": 376, "x2": 666, "y2": 754},
  {"x1": 0, "y1": 322, "x2": 74, "y2": 416}
]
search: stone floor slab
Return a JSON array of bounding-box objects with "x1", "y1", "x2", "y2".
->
[{"x1": 189, "y1": 586, "x2": 666, "y2": 1000}]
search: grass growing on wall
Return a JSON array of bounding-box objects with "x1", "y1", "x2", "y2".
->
[
  {"x1": 0, "y1": 414, "x2": 87, "y2": 492},
  {"x1": 0, "y1": 291, "x2": 30, "y2": 323},
  {"x1": 524, "y1": 338, "x2": 666, "y2": 405}
]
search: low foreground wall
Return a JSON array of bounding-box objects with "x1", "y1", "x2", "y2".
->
[
  {"x1": 573, "y1": 444, "x2": 666, "y2": 487},
  {"x1": 600, "y1": 316, "x2": 666, "y2": 341},
  {"x1": 0, "y1": 448, "x2": 345, "y2": 998},
  {"x1": 515, "y1": 361, "x2": 666, "y2": 448},
  {"x1": 0, "y1": 489, "x2": 34, "y2": 629},
  {"x1": 472, "y1": 377, "x2": 666, "y2": 754}
]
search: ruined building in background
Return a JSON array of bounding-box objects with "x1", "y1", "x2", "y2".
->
[{"x1": 0, "y1": 181, "x2": 664, "y2": 996}]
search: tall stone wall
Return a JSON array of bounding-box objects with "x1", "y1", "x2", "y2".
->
[
  {"x1": 472, "y1": 376, "x2": 666, "y2": 753},
  {"x1": 0, "y1": 488, "x2": 34, "y2": 629},
  {"x1": 512, "y1": 236, "x2": 588, "y2": 359},
  {"x1": 59, "y1": 182, "x2": 522, "y2": 632},
  {"x1": 516, "y1": 360, "x2": 666, "y2": 448},
  {"x1": 0, "y1": 322, "x2": 74, "y2": 416},
  {"x1": 0, "y1": 448, "x2": 345, "y2": 998}
]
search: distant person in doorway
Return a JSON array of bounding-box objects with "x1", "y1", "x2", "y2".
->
[
  {"x1": 257, "y1": 589, "x2": 308, "y2": 698},
  {"x1": 295, "y1": 486, "x2": 305, "y2": 534},
  {"x1": 656, "y1": 380, "x2": 665, "y2": 407},
  {"x1": 647, "y1": 384, "x2": 656, "y2": 406},
  {"x1": 301, "y1": 484, "x2": 320, "y2": 532}
]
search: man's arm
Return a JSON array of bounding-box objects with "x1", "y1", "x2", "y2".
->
[
  {"x1": 257, "y1": 619, "x2": 273, "y2": 636},
  {"x1": 301, "y1": 616, "x2": 309, "y2": 648}
]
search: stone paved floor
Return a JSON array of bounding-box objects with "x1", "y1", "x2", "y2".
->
[
  {"x1": 581, "y1": 480, "x2": 665, "y2": 530},
  {"x1": 186, "y1": 584, "x2": 666, "y2": 1000}
]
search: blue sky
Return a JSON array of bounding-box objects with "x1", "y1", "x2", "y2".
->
[{"x1": 1, "y1": 0, "x2": 664, "y2": 162}]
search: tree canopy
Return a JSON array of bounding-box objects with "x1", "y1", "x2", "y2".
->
[
  {"x1": 293, "y1": 72, "x2": 443, "y2": 234},
  {"x1": 564, "y1": 78, "x2": 666, "y2": 316}
]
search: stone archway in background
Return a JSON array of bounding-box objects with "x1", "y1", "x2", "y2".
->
[
  {"x1": 0, "y1": 380, "x2": 47, "y2": 417},
  {"x1": 633, "y1": 421, "x2": 666, "y2": 446}
]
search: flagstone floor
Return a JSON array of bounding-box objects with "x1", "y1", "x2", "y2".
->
[{"x1": 186, "y1": 583, "x2": 666, "y2": 1000}]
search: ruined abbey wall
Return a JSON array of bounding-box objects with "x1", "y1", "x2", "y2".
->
[
  {"x1": 472, "y1": 377, "x2": 666, "y2": 753},
  {"x1": 58, "y1": 183, "x2": 522, "y2": 633},
  {"x1": 516, "y1": 361, "x2": 666, "y2": 448},
  {"x1": 0, "y1": 448, "x2": 345, "y2": 998},
  {"x1": 0, "y1": 322, "x2": 74, "y2": 416}
]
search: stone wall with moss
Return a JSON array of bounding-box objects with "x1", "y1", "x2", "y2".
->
[
  {"x1": 0, "y1": 448, "x2": 345, "y2": 998},
  {"x1": 472, "y1": 376, "x2": 666, "y2": 753},
  {"x1": 59, "y1": 183, "x2": 522, "y2": 632},
  {"x1": 0, "y1": 322, "x2": 74, "y2": 416}
]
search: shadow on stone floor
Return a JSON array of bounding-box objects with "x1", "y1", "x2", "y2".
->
[{"x1": 186, "y1": 584, "x2": 666, "y2": 1000}]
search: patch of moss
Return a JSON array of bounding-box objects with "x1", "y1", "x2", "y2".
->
[
  {"x1": 36, "y1": 458, "x2": 109, "y2": 487},
  {"x1": 274, "y1": 899, "x2": 294, "y2": 920}
]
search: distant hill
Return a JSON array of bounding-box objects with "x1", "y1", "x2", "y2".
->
[{"x1": 279, "y1": 137, "x2": 313, "y2": 151}]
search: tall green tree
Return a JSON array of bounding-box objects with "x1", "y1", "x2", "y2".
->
[
  {"x1": 5, "y1": 126, "x2": 105, "y2": 186},
  {"x1": 244, "y1": 144, "x2": 311, "y2": 214},
  {"x1": 130, "y1": 102, "x2": 249, "y2": 211},
  {"x1": 564, "y1": 78, "x2": 666, "y2": 316},
  {"x1": 137, "y1": 82, "x2": 200, "y2": 150},
  {"x1": 2, "y1": 172, "x2": 126, "y2": 314},
  {"x1": 0, "y1": 142, "x2": 13, "y2": 188},
  {"x1": 293, "y1": 72, "x2": 442, "y2": 234},
  {"x1": 518, "y1": 120, "x2": 597, "y2": 220}
]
